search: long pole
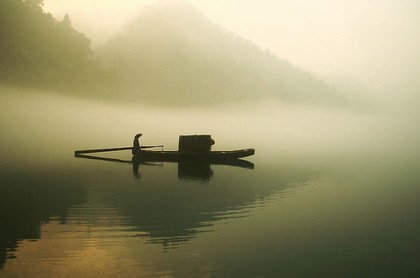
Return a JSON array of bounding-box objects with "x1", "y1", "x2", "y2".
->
[
  {"x1": 74, "y1": 146, "x2": 132, "y2": 155},
  {"x1": 74, "y1": 145, "x2": 164, "y2": 155}
]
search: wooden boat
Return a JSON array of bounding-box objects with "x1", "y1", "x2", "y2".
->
[
  {"x1": 135, "y1": 148, "x2": 255, "y2": 162},
  {"x1": 74, "y1": 135, "x2": 255, "y2": 164},
  {"x1": 75, "y1": 152, "x2": 254, "y2": 171}
]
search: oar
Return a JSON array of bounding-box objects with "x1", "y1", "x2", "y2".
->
[{"x1": 74, "y1": 145, "x2": 164, "y2": 155}]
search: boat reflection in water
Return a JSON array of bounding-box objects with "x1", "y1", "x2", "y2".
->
[
  {"x1": 178, "y1": 161, "x2": 213, "y2": 182},
  {"x1": 75, "y1": 153, "x2": 254, "y2": 182},
  {"x1": 72, "y1": 153, "x2": 261, "y2": 250},
  {"x1": 178, "y1": 159, "x2": 254, "y2": 182}
]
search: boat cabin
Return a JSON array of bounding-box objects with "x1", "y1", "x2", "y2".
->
[{"x1": 178, "y1": 135, "x2": 214, "y2": 153}]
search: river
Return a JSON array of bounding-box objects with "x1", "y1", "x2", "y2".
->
[{"x1": 1, "y1": 87, "x2": 419, "y2": 277}]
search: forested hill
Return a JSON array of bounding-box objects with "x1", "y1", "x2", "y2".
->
[
  {"x1": 1, "y1": 0, "x2": 348, "y2": 106},
  {"x1": 0, "y1": 0, "x2": 112, "y2": 90},
  {"x1": 98, "y1": 1, "x2": 348, "y2": 106}
]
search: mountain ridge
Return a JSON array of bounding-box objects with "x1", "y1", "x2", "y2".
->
[{"x1": 97, "y1": 1, "x2": 348, "y2": 106}]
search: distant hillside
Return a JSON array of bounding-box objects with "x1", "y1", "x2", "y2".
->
[{"x1": 97, "y1": 1, "x2": 348, "y2": 106}]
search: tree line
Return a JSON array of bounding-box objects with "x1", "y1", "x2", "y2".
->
[{"x1": 0, "y1": 0, "x2": 114, "y2": 91}]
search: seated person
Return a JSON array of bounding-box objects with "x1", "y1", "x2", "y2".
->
[{"x1": 132, "y1": 133, "x2": 142, "y2": 155}]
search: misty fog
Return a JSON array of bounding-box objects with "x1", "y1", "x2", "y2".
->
[{"x1": 1, "y1": 86, "x2": 418, "y2": 172}]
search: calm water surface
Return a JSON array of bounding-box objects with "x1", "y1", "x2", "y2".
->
[{"x1": 1, "y1": 89, "x2": 420, "y2": 277}]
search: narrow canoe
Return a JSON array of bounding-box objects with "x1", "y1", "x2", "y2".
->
[{"x1": 136, "y1": 148, "x2": 255, "y2": 162}]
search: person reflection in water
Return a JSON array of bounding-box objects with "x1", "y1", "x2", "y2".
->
[
  {"x1": 132, "y1": 133, "x2": 142, "y2": 155},
  {"x1": 132, "y1": 133, "x2": 142, "y2": 179},
  {"x1": 132, "y1": 156, "x2": 141, "y2": 179}
]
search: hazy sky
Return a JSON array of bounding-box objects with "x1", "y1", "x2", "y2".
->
[{"x1": 44, "y1": 0, "x2": 419, "y2": 95}]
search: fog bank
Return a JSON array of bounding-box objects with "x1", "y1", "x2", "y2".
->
[{"x1": 1, "y1": 87, "x2": 419, "y2": 172}]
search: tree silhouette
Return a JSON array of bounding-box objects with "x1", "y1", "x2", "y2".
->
[
  {"x1": 0, "y1": 0, "x2": 111, "y2": 91},
  {"x1": 24, "y1": 0, "x2": 43, "y2": 11}
]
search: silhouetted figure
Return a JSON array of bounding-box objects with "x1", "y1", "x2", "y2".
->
[{"x1": 132, "y1": 133, "x2": 142, "y2": 155}]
